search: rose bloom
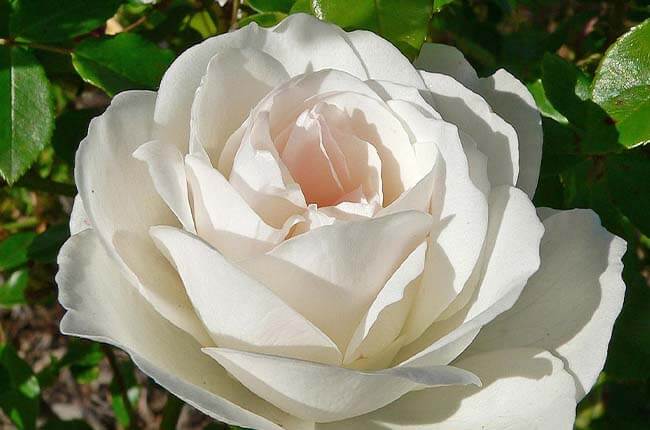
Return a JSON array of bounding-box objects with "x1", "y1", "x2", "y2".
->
[{"x1": 57, "y1": 14, "x2": 625, "y2": 430}]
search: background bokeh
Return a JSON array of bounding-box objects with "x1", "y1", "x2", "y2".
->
[{"x1": 1, "y1": 0, "x2": 648, "y2": 428}]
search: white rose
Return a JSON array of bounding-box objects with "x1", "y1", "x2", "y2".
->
[{"x1": 57, "y1": 14, "x2": 626, "y2": 429}]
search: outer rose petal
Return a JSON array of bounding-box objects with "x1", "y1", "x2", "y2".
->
[
  {"x1": 153, "y1": 14, "x2": 367, "y2": 153},
  {"x1": 396, "y1": 186, "x2": 544, "y2": 367},
  {"x1": 57, "y1": 230, "x2": 307, "y2": 430},
  {"x1": 318, "y1": 348, "x2": 577, "y2": 430},
  {"x1": 463, "y1": 209, "x2": 626, "y2": 399},
  {"x1": 344, "y1": 30, "x2": 425, "y2": 88},
  {"x1": 75, "y1": 90, "x2": 210, "y2": 345},
  {"x1": 69, "y1": 195, "x2": 90, "y2": 235},
  {"x1": 419, "y1": 71, "x2": 520, "y2": 190},
  {"x1": 415, "y1": 44, "x2": 542, "y2": 197},
  {"x1": 203, "y1": 347, "x2": 479, "y2": 423}
]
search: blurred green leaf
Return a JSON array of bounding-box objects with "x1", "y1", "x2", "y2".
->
[
  {"x1": 27, "y1": 223, "x2": 70, "y2": 263},
  {"x1": 41, "y1": 419, "x2": 93, "y2": 430},
  {"x1": 109, "y1": 359, "x2": 139, "y2": 427},
  {"x1": 188, "y1": 10, "x2": 217, "y2": 38},
  {"x1": 606, "y1": 241, "x2": 650, "y2": 380},
  {"x1": 0, "y1": 231, "x2": 36, "y2": 271},
  {"x1": 160, "y1": 394, "x2": 184, "y2": 430},
  {"x1": 0, "y1": 343, "x2": 40, "y2": 430},
  {"x1": 310, "y1": 0, "x2": 433, "y2": 57},
  {"x1": 66, "y1": 340, "x2": 104, "y2": 384},
  {"x1": 248, "y1": 0, "x2": 295, "y2": 13},
  {"x1": 9, "y1": 0, "x2": 124, "y2": 42},
  {"x1": 605, "y1": 150, "x2": 650, "y2": 236},
  {"x1": 71, "y1": 33, "x2": 174, "y2": 96},
  {"x1": 0, "y1": 0, "x2": 10, "y2": 37},
  {"x1": 0, "y1": 46, "x2": 54, "y2": 184},
  {"x1": 52, "y1": 108, "x2": 101, "y2": 166},
  {"x1": 239, "y1": 12, "x2": 287, "y2": 28},
  {"x1": 0, "y1": 269, "x2": 28, "y2": 307},
  {"x1": 433, "y1": 0, "x2": 457, "y2": 13},
  {"x1": 589, "y1": 380, "x2": 650, "y2": 429},
  {"x1": 289, "y1": 0, "x2": 310, "y2": 13},
  {"x1": 36, "y1": 339, "x2": 104, "y2": 389}
]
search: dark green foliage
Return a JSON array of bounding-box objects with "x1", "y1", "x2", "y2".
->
[{"x1": 72, "y1": 33, "x2": 175, "y2": 95}]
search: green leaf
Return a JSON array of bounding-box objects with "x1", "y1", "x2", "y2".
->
[
  {"x1": 248, "y1": 0, "x2": 295, "y2": 13},
  {"x1": 71, "y1": 33, "x2": 175, "y2": 96},
  {"x1": 109, "y1": 360, "x2": 139, "y2": 427},
  {"x1": 65, "y1": 340, "x2": 104, "y2": 384},
  {"x1": 239, "y1": 12, "x2": 287, "y2": 28},
  {"x1": 592, "y1": 19, "x2": 650, "y2": 104},
  {"x1": 599, "y1": 85, "x2": 650, "y2": 149},
  {"x1": 0, "y1": 343, "x2": 40, "y2": 430},
  {"x1": 433, "y1": 0, "x2": 457, "y2": 13},
  {"x1": 0, "y1": 269, "x2": 28, "y2": 307},
  {"x1": 310, "y1": 0, "x2": 433, "y2": 57},
  {"x1": 0, "y1": 231, "x2": 36, "y2": 271},
  {"x1": 160, "y1": 394, "x2": 184, "y2": 430},
  {"x1": 0, "y1": 46, "x2": 54, "y2": 184},
  {"x1": 605, "y1": 150, "x2": 650, "y2": 236},
  {"x1": 527, "y1": 79, "x2": 568, "y2": 124},
  {"x1": 9, "y1": 0, "x2": 124, "y2": 42},
  {"x1": 289, "y1": 0, "x2": 310, "y2": 13},
  {"x1": 27, "y1": 223, "x2": 70, "y2": 263},
  {"x1": 592, "y1": 19, "x2": 650, "y2": 148},
  {"x1": 541, "y1": 53, "x2": 621, "y2": 155}
]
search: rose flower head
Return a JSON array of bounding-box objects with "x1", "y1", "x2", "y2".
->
[{"x1": 57, "y1": 14, "x2": 626, "y2": 430}]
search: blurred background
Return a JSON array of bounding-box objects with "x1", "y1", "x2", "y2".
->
[{"x1": 0, "y1": 0, "x2": 648, "y2": 428}]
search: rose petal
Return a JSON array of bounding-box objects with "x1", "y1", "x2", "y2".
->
[
  {"x1": 57, "y1": 230, "x2": 300, "y2": 430},
  {"x1": 150, "y1": 226, "x2": 341, "y2": 365},
  {"x1": 319, "y1": 348, "x2": 576, "y2": 430},
  {"x1": 396, "y1": 186, "x2": 543, "y2": 367},
  {"x1": 240, "y1": 211, "x2": 432, "y2": 350},
  {"x1": 203, "y1": 347, "x2": 479, "y2": 423},
  {"x1": 228, "y1": 112, "x2": 307, "y2": 228},
  {"x1": 400, "y1": 123, "x2": 489, "y2": 346},
  {"x1": 420, "y1": 71, "x2": 519, "y2": 189},
  {"x1": 69, "y1": 195, "x2": 90, "y2": 235},
  {"x1": 185, "y1": 154, "x2": 297, "y2": 261},
  {"x1": 344, "y1": 242, "x2": 428, "y2": 366},
  {"x1": 133, "y1": 140, "x2": 195, "y2": 233},
  {"x1": 190, "y1": 48, "x2": 290, "y2": 162},
  {"x1": 345, "y1": 30, "x2": 425, "y2": 88},
  {"x1": 464, "y1": 209, "x2": 626, "y2": 399},
  {"x1": 312, "y1": 92, "x2": 419, "y2": 204},
  {"x1": 153, "y1": 15, "x2": 367, "y2": 153},
  {"x1": 415, "y1": 44, "x2": 542, "y2": 197},
  {"x1": 75, "y1": 91, "x2": 209, "y2": 345}
]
